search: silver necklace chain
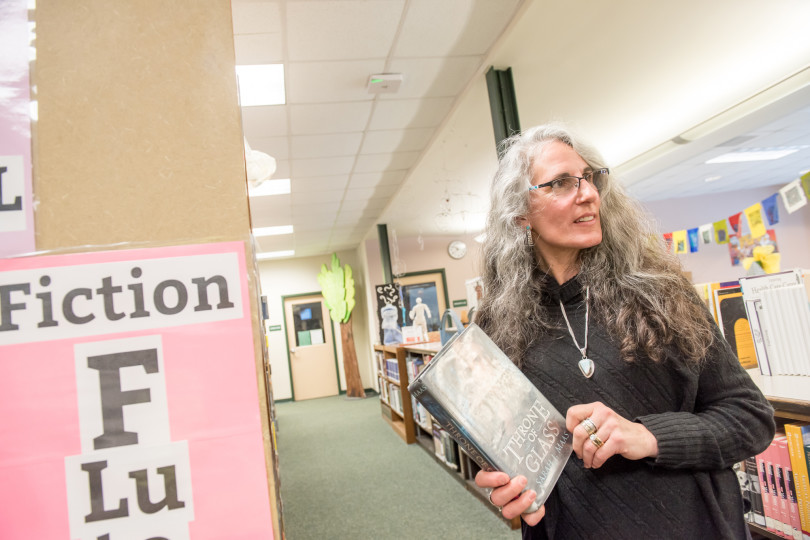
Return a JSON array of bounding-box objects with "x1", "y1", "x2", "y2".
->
[{"x1": 559, "y1": 286, "x2": 589, "y2": 360}]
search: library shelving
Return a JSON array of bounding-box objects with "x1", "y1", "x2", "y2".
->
[
  {"x1": 377, "y1": 340, "x2": 521, "y2": 530},
  {"x1": 745, "y1": 370, "x2": 810, "y2": 540}
]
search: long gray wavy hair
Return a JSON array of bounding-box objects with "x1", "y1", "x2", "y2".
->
[{"x1": 475, "y1": 123, "x2": 715, "y2": 367}]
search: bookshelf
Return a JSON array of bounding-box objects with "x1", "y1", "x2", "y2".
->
[
  {"x1": 746, "y1": 369, "x2": 810, "y2": 539},
  {"x1": 399, "y1": 341, "x2": 522, "y2": 530},
  {"x1": 374, "y1": 344, "x2": 415, "y2": 444}
]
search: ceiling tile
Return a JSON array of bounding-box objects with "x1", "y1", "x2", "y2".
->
[
  {"x1": 248, "y1": 136, "x2": 289, "y2": 160},
  {"x1": 360, "y1": 128, "x2": 434, "y2": 154},
  {"x1": 231, "y1": 1, "x2": 281, "y2": 34},
  {"x1": 381, "y1": 57, "x2": 482, "y2": 99},
  {"x1": 291, "y1": 156, "x2": 355, "y2": 177},
  {"x1": 241, "y1": 106, "x2": 288, "y2": 138},
  {"x1": 291, "y1": 175, "x2": 350, "y2": 193},
  {"x1": 286, "y1": 60, "x2": 383, "y2": 103},
  {"x1": 394, "y1": 0, "x2": 520, "y2": 57},
  {"x1": 354, "y1": 151, "x2": 420, "y2": 173},
  {"x1": 368, "y1": 97, "x2": 454, "y2": 130},
  {"x1": 290, "y1": 102, "x2": 373, "y2": 134},
  {"x1": 234, "y1": 33, "x2": 283, "y2": 64},
  {"x1": 255, "y1": 235, "x2": 295, "y2": 252},
  {"x1": 286, "y1": 1, "x2": 404, "y2": 61},
  {"x1": 349, "y1": 170, "x2": 407, "y2": 187},
  {"x1": 291, "y1": 189, "x2": 345, "y2": 206},
  {"x1": 291, "y1": 132, "x2": 363, "y2": 159}
]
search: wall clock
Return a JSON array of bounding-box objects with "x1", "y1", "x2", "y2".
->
[{"x1": 447, "y1": 240, "x2": 467, "y2": 259}]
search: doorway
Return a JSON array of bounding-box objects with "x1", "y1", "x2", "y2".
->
[{"x1": 282, "y1": 293, "x2": 340, "y2": 401}]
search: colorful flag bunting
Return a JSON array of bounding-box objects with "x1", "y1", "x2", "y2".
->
[
  {"x1": 727, "y1": 212, "x2": 742, "y2": 234},
  {"x1": 673, "y1": 230, "x2": 688, "y2": 254},
  {"x1": 713, "y1": 219, "x2": 729, "y2": 244},
  {"x1": 802, "y1": 170, "x2": 810, "y2": 199},
  {"x1": 687, "y1": 228, "x2": 699, "y2": 253},
  {"x1": 662, "y1": 232, "x2": 673, "y2": 252},
  {"x1": 761, "y1": 193, "x2": 779, "y2": 225},
  {"x1": 779, "y1": 179, "x2": 808, "y2": 214},
  {"x1": 698, "y1": 224, "x2": 713, "y2": 244},
  {"x1": 744, "y1": 202, "x2": 767, "y2": 238}
]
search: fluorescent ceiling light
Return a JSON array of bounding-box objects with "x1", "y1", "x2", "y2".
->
[
  {"x1": 474, "y1": 233, "x2": 487, "y2": 243},
  {"x1": 705, "y1": 146, "x2": 807, "y2": 164},
  {"x1": 253, "y1": 225, "x2": 294, "y2": 237},
  {"x1": 249, "y1": 179, "x2": 290, "y2": 197},
  {"x1": 257, "y1": 250, "x2": 295, "y2": 260},
  {"x1": 236, "y1": 64, "x2": 285, "y2": 106}
]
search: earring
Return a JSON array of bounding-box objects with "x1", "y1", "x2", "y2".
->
[{"x1": 524, "y1": 225, "x2": 534, "y2": 246}]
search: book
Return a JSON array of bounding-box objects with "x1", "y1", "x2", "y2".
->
[
  {"x1": 739, "y1": 270, "x2": 808, "y2": 376},
  {"x1": 408, "y1": 323, "x2": 573, "y2": 513},
  {"x1": 776, "y1": 435, "x2": 802, "y2": 539},
  {"x1": 714, "y1": 286, "x2": 757, "y2": 369},
  {"x1": 744, "y1": 455, "x2": 767, "y2": 526},
  {"x1": 785, "y1": 423, "x2": 810, "y2": 539}
]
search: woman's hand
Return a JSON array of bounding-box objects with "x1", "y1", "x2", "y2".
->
[
  {"x1": 566, "y1": 402, "x2": 659, "y2": 469},
  {"x1": 474, "y1": 470, "x2": 546, "y2": 525}
]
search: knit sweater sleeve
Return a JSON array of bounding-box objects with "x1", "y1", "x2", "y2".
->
[{"x1": 635, "y1": 327, "x2": 775, "y2": 470}]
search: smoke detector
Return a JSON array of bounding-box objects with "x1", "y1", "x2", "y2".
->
[{"x1": 367, "y1": 73, "x2": 403, "y2": 94}]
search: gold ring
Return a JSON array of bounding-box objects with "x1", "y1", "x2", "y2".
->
[
  {"x1": 589, "y1": 433, "x2": 604, "y2": 449},
  {"x1": 581, "y1": 418, "x2": 597, "y2": 436}
]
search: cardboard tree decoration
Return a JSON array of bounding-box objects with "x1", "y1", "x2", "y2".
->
[{"x1": 317, "y1": 253, "x2": 366, "y2": 398}]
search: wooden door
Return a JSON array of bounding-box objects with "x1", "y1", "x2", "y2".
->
[{"x1": 283, "y1": 294, "x2": 339, "y2": 400}]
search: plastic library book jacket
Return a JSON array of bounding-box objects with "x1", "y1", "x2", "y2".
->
[{"x1": 408, "y1": 323, "x2": 573, "y2": 513}]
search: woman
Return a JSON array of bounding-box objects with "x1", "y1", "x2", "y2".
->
[{"x1": 474, "y1": 123, "x2": 774, "y2": 539}]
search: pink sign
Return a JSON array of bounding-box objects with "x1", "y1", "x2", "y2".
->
[
  {"x1": 0, "y1": 241, "x2": 274, "y2": 539},
  {"x1": 0, "y1": 0, "x2": 36, "y2": 257}
]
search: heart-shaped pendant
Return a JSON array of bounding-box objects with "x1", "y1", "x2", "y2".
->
[{"x1": 578, "y1": 358, "x2": 594, "y2": 378}]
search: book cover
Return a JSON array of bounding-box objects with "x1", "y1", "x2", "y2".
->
[
  {"x1": 745, "y1": 455, "x2": 767, "y2": 526},
  {"x1": 715, "y1": 287, "x2": 757, "y2": 369},
  {"x1": 757, "y1": 449, "x2": 777, "y2": 533},
  {"x1": 739, "y1": 270, "x2": 805, "y2": 377},
  {"x1": 776, "y1": 435, "x2": 802, "y2": 539},
  {"x1": 786, "y1": 423, "x2": 810, "y2": 538},
  {"x1": 408, "y1": 323, "x2": 573, "y2": 513}
]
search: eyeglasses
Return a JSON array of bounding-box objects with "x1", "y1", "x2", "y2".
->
[{"x1": 529, "y1": 168, "x2": 609, "y2": 196}]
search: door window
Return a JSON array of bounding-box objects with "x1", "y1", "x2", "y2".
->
[{"x1": 292, "y1": 301, "x2": 324, "y2": 347}]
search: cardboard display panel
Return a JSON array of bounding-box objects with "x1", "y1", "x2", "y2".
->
[{"x1": 33, "y1": 0, "x2": 250, "y2": 249}]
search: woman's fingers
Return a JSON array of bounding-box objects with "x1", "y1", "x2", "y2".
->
[{"x1": 474, "y1": 470, "x2": 510, "y2": 489}]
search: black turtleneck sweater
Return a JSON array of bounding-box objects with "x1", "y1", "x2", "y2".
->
[{"x1": 519, "y1": 276, "x2": 774, "y2": 540}]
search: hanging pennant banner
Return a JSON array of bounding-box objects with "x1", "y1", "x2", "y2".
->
[
  {"x1": 713, "y1": 219, "x2": 729, "y2": 244},
  {"x1": 727, "y1": 212, "x2": 742, "y2": 234},
  {"x1": 662, "y1": 232, "x2": 673, "y2": 252},
  {"x1": 761, "y1": 193, "x2": 779, "y2": 225},
  {"x1": 687, "y1": 228, "x2": 699, "y2": 253},
  {"x1": 744, "y1": 203, "x2": 767, "y2": 239},
  {"x1": 779, "y1": 178, "x2": 808, "y2": 214},
  {"x1": 698, "y1": 224, "x2": 713, "y2": 244},
  {"x1": 672, "y1": 229, "x2": 688, "y2": 254},
  {"x1": 802, "y1": 170, "x2": 810, "y2": 199}
]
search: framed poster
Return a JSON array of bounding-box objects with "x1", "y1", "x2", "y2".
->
[
  {"x1": 0, "y1": 241, "x2": 274, "y2": 540},
  {"x1": 395, "y1": 269, "x2": 449, "y2": 334}
]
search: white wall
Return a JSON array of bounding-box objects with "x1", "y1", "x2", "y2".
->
[
  {"x1": 257, "y1": 248, "x2": 371, "y2": 401},
  {"x1": 643, "y1": 184, "x2": 810, "y2": 283}
]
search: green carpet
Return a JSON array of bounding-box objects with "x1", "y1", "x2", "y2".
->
[{"x1": 275, "y1": 394, "x2": 520, "y2": 539}]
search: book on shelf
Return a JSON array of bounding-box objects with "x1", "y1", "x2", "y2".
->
[
  {"x1": 714, "y1": 285, "x2": 757, "y2": 369},
  {"x1": 408, "y1": 323, "x2": 573, "y2": 513},
  {"x1": 744, "y1": 455, "x2": 767, "y2": 527},
  {"x1": 739, "y1": 269, "x2": 810, "y2": 377},
  {"x1": 785, "y1": 423, "x2": 810, "y2": 539},
  {"x1": 775, "y1": 435, "x2": 802, "y2": 539}
]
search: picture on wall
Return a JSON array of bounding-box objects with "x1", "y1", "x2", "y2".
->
[
  {"x1": 375, "y1": 283, "x2": 404, "y2": 345},
  {"x1": 395, "y1": 270, "x2": 449, "y2": 336}
]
